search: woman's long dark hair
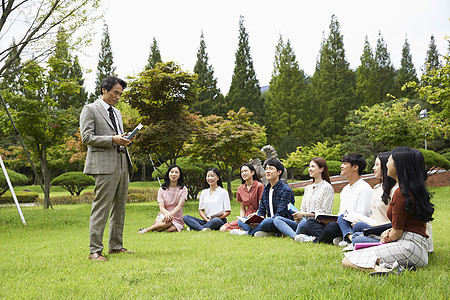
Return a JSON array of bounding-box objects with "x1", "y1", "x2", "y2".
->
[
  {"x1": 204, "y1": 167, "x2": 223, "y2": 189},
  {"x1": 377, "y1": 152, "x2": 397, "y2": 205},
  {"x1": 310, "y1": 157, "x2": 331, "y2": 184},
  {"x1": 240, "y1": 163, "x2": 261, "y2": 184},
  {"x1": 391, "y1": 147, "x2": 434, "y2": 222},
  {"x1": 161, "y1": 165, "x2": 185, "y2": 190}
]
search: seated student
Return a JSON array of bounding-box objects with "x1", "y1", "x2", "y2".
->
[
  {"x1": 183, "y1": 168, "x2": 231, "y2": 231},
  {"x1": 342, "y1": 147, "x2": 434, "y2": 274},
  {"x1": 219, "y1": 163, "x2": 264, "y2": 232},
  {"x1": 347, "y1": 152, "x2": 397, "y2": 247},
  {"x1": 298, "y1": 153, "x2": 373, "y2": 244},
  {"x1": 138, "y1": 165, "x2": 188, "y2": 233},
  {"x1": 273, "y1": 157, "x2": 334, "y2": 242},
  {"x1": 230, "y1": 158, "x2": 295, "y2": 237}
]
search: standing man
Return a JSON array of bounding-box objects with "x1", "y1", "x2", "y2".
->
[
  {"x1": 231, "y1": 158, "x2": 295, "y2": 237},
  {"x1": 80, "y1": 76, "x2": 134, "y2": 261}
]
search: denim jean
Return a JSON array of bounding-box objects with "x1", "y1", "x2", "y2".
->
[
  {"x1": 238, "y1": 217, "x2": 279, "y2": 236},
  {"x1": 352, "y1": 233, "x2": 380, "y2": 245},
  {"x1": 337, "y1": 214, "x2": 352, "y2": 239},
  {"x1": 351, "y1": 222, "x2": 381, "y2": 245},
  {"x1": 273, "y1": 216, "x2": 307, "y2": 238},
  {"x1": 183, "y1": 215, "x2": 226, "y2": 231}
]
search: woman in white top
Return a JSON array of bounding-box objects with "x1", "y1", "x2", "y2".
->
[
  {"x1": 350, "y1": 152, "x2": 397, "y2": 245},
  {"x1": 183, "y1": 167, "x2": 231, "y2": 231},
  {"x1": 273, "y1": 157, "x2": 335, "y2": 241}
]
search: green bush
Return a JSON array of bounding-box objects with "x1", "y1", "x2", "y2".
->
[
  {"x1": 418, "y1": 148, "x2": 450, "y2": 170},
  {"x1": 51, "y1": 172, "x2": 95, "y2": 196},
  {"x1": 293, "y1": 188, "x2": 304, "y2": 197},
  {"x1": 442, "y1": 152, "x2": 450, "y2": 163},
  {"x1": 0, "y1": 191, "x2": 39, "y2": 204},
  {"x1": 0, "y1": 169, "x2": 29, "y2": 196}
]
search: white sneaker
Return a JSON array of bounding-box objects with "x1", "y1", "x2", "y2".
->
[
  {"x1": 254, "y1": 231, "x2": 276, "y2": 237},
  {"x1": 230, "y1": 229, "x2": 248, "y2": 236},
  {"x1": 294, "y1": 234, "x2": 315, "y2": 242},
  {"x1": 338, "y1": 240, "x2": 350, "y2": 247},
  {"x1": 333, "y1": 236, "x2": 343, "y2": 246},
  {"x1": 201, "y1": 228, "x2": 211, "y2": 232}
]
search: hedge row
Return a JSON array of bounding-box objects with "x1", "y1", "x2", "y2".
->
[{"x1": 0, "y1": 191, "x2": 39, "y2": 204}]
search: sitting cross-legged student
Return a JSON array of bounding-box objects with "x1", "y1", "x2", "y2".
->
[
  {"x1": 273, "y1": 157, "x2": 334, "y2": 242},
  {"x1": 183, "y1": 167, "x2": 231, "y2": 231},
  {"x1": 231, "y1": 158, "x2": 295, "y2": 237},
  {"x1": 342, "y1": 147, "x2": 434, "y2": 274},
  {"x1": 298, "y1": 153, "x2": 373, "y2": 244}
]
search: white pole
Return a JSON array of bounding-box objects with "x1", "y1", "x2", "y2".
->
[{"x1": 0, "y1": 155, "x2": 26, "y2": 225}]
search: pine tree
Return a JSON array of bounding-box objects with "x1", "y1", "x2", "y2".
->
[
  {"x1": 265, "y1": 35, "x2": 306, "y2": 152},
  {"x1": 373, "y1": 32, "x2": 396, "y2": 102},
  {"x1": 47, "y1": 27, "x2": 87, "y2": 109},
  {"x1": 396, "y1": 37, "x2": 418, "y2": 98},
  {"x1": 423, "y1": 35, "x2": 441, "y2": 74},
  {"x1": 70, "y1": 55, "x2": 88, "y2": 109},
  {"x1": 191, "y1": 31, "x2": 223, "y2": 116},
  {"x1": 94, "y1": 22, "x2": 116, "y2": 97},
  {"x1": 310, "y1": 14, "x2": 356, "y2": 140},
  {"x1": 146, "y1": 37, "x2": 162, "y2": 70},
  {"x1": 356, "y1": 37, "x2": 378, "y2": 106},
  {"x1": 0, "y1": 39, "x2": 22, "y2": 93},
  {"x1": 227, "y1": 15, "x2": 264, "y2": 124}
]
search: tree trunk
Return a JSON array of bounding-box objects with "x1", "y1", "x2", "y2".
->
[
  {"x1": 40, "y1": 146, "x2": 52, "y2": 209},
  {"x1": 141, "y1": 161, "x2": 146, "y2": 182}
]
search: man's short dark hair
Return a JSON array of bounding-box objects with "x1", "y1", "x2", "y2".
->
[
  {"x1": 342, "y1": 153, "x2": 366, "y2": 176},
  {"x1": 264, "y1": 158, "x2": 284, "y2": 178},
  {"x1": 100, "y1": 76, "x2": 127, "y2": 94}
]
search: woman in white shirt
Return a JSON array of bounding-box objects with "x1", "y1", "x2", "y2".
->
[
  {"x1": 273, "y1": 157, "x2": 335, "y2": 241},
  {"x1": 183, "y1": 167, "x2": 231, "y2": 231},
  {"x1": 349, "y1": 152, "x2": 397, "y2": 245}
]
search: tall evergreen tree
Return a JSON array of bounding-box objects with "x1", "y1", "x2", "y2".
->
[
  {"x1": 146, "y1": 37, "x2": 162, "y2": 70},
  {"x1": 94, "y1": 22, "x2": 116, "y2": 97},
  {"x1": 423, "y1": 35, "x2": 441, "y2": 74},
  {"x1": 396, "y1": 37, "x2": 418, "y2": 98},
  {"x1": 0, "y1": 39, "x2": 22, "y2": 93},
  {"x1": 356, "y1": 37, "x2": 378, "y2": 106},
  {"x1": 191, "y1": 31, "x2": 224, "y2": 116},
  {"x1": 265, "y1": 35, "x2": 306, "y2": 153},
  {"x1": 227, "y1": 15, "x2": 264, "y2": 124},
  {"x1": 310, "y1": 14, "x2": 356, "y2": 140},
  {"x1": 47, "y1": 27, "x2": 87, "y2": 109},
  {"x1": 70, "y1": 55, "x2": 89, "y2": 109},
  {"x1": 373, "y1": 32, "x2": 396, "y2": 102}
]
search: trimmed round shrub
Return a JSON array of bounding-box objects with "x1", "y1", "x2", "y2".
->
[
  {"x1": 51, "y1": 172, "x2": 95, "y2": 196},
  {"x1": 0, "y1": 169, "x2": 29, "y2": 196},
  {"x1": 442, "y1": 152, "x2": 450, "y2": 163},
  {"x1": 418, "y1": 149, "x2": 450, "y2": 170}
]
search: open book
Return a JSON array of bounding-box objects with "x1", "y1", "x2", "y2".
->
[
  {"x1": 237, "y1": 215, "x2": 264, "y2": 225},
  {"x1": 342, "y1": 210, "x2": 377, "y2": 226},
  {"x1": 315, "y1": 213, "x2": 338, "y2": 223}
]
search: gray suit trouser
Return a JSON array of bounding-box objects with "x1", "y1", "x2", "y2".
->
[{"x1": 89, "y1": 152, "x2": 129, "y2": 253}]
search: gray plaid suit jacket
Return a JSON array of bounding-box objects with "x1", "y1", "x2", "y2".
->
[{"x1": 80, "y1": 99, "x2": 132, "y2": 175}]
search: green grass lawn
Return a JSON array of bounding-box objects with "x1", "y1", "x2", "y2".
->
[{"x1": 0, "y1": 186, "x2": 448, "y2": 299}]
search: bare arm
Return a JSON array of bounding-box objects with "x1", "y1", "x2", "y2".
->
[{"x1": 381, "y1": 228, "x2": 403, "y2": 243}]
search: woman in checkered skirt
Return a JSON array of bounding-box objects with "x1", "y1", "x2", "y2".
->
[{"x1": 342, "y1": 147, "x2": 434, "y2": 272}]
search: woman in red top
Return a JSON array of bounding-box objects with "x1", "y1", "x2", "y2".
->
[
  {"x1": 219, "y1": 163, "x2": 264, "y2": 232},
  {"x1": 342, "y1": 147, "x2": 434, "y2": 274}
]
